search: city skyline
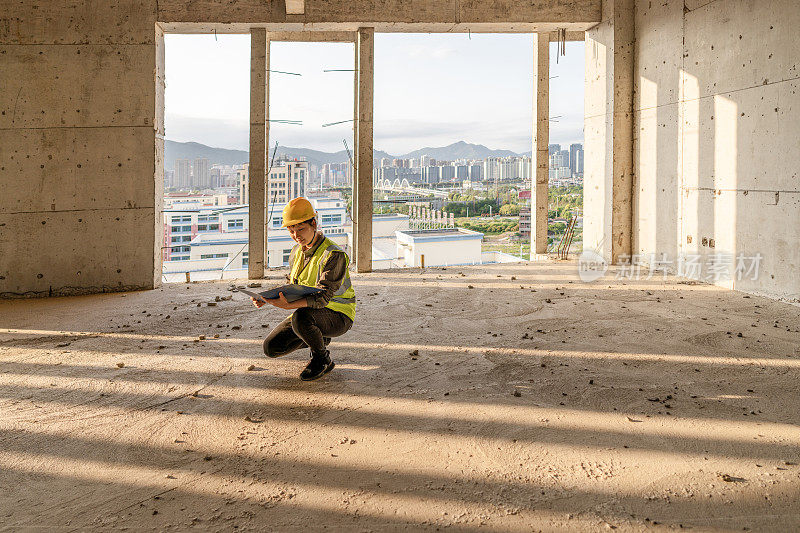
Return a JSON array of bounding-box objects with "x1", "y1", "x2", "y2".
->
[
  {"x1": 165, "y1": 143, "x2": 583, "y2": 192},
  {"x1": 162, "y1": 138, "x2": 583, "y2": 170}
]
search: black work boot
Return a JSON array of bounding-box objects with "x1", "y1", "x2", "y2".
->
[{"x1": 300, "y1": 350, "x2": 335, "y2": 381}]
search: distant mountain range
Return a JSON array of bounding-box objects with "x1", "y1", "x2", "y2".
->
[
  {"x1": 400, "y1": 141, "x2": 521, "y2": 161},
  {"x1": 164, "y1": 140, "x2": 529, "y2": 171}
]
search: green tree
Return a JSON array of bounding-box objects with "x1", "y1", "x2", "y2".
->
[{"x1": 499, "y1": 203, "x2": 520, "y2": 216}]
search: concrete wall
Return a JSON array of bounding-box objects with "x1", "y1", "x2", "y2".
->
[
  {"x1": 0, "y1": 1, "x2": 598, "y2": 298},
  {"x1": 633, "y1": 0, "x2": 799, "y2": 300},
  {"x1": 0, "y1": 2, "x2": 163, "y2": 297}
]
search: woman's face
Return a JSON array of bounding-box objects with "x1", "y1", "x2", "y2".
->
[{"x1": 287, "y1": 220, "x2": 317, "y2": 247}]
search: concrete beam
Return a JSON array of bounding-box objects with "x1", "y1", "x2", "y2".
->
[
  {"x1": 248, "y1": 28, "x2": 267, "y2": 279},
  {"x1": 353, "y1": 27, "x2": 374, "y2": 273},
  {"x1": 266, "y1": 31, "x2": 355, "y2": 42},
  {"x1": 157, "y1": 0, "x2": 600, "y2": 31},
  {"x1": 531, "y1": 32, "x2": 550, "y2": 257},
  {"x1": 161, "y1": 22, "x2": 596, "y2": 34}
]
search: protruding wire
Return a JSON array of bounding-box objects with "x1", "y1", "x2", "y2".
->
[
  {"x1": 343, "y1": 139, "x2": 354, "y2": 167},
  {"x1": 268, "y1": 69, "x2": 302, "y2": 76},
  {"x1": 322, "y1": 119, "x2": 355, "y2": 128},
  {"x1": 267, "y1": 141, "x2": 280, "y2": 175},
  {"x1": 343, "y1": 139, "x2": 355, "y2": 223}
]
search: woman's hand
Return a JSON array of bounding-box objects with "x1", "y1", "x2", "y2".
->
[
  {"x1": 252, "y1": 293, "x2": 307, "y2": 310},
  {"x1": 268, "y1": 292, "x2": 294, "y2": 310}
]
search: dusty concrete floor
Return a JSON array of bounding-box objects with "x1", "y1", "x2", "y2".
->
[{"x1": 0, "y1": 261, "x2": 799, "y2": 532}]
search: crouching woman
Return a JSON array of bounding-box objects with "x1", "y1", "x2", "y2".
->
[{"x1": 252, "y1": 197, "x2": 355, "y2": 381}]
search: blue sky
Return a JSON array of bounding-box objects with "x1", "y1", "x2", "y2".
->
[{"x1": 164, "y1": 33, "x2": 584, "y2": 155}]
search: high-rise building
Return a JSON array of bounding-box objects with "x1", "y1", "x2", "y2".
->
[
  {"x1": 420, "y1": 154, "x2": 431, "y2": 167},
  {"x1": 468, "y1": 164, "x2": 483, "y2": 180},
  {"x1": 549, "y1": 167, "x2": 572, "y2": 180},
  {"x1": 193, "y1": 157, "x2": 210, "y2": 189},
  {"x1": 175, "y1": 159, "x2": 190, "y2": 189},
  {"x1": 440, "y1": 165, "x2": 455, "y2": 181},
  {"x1": 237, "y1": 164, "x2": 249, "y2": 204},
  {"x1": 517, "y1": 156, "x2": 532, "y2": 180},
  {"x1": 548, "y1": 144, "x2": 561, "y2": 156},
  {"x1": 569, "y1": 143, "x2": 584, "y2": 176},
  {"x1": 454, "y1": 164, "x2": 469, "y2": 180},
  {"x1": 210, "y1": 167, "x2": 222, "y2": 188},
  {"x1": 267, "y1": 158, "x2": 307, "y2": 204},
  {"x1": 421, "y1": 166, "x2": 440, "y2": 184},
  {"x1": 328, "y1": 162, "x2": 351, "y2": 187},
  {"x1": 550, "y1": 150, "x2": 570, "y2": 169},
  {"x1": 485, "y1": 158, "x2": 496, "y2": 180}
]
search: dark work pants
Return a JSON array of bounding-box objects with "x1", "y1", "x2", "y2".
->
[{"x1": 263, "y1": 307, "x2": 353, "y2": 360}]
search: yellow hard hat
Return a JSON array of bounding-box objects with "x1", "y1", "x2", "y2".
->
[{"x1": 282, "y1": 197, "x2": 316, "y2": 227}]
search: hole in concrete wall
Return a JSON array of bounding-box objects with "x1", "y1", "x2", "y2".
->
[
  {"x1": 372, "y1": 35, "x2": 585, "y2": 268},
  {"x1": 267, "y1": 41, "x2": 355, "y2": 269},
  {"x1": 161, "y1": 34, "x2": 250, "y2": 282},
  {"x1": 160, "y1": 35, "x2": 354, "y2": 282}
]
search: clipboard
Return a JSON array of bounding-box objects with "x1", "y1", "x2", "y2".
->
[{"x1": 238, "y1": 284, "x2": 324, "y2": 303}]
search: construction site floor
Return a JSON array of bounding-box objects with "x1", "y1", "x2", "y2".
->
[{"x1": 1, "y1": 261, "x2": 799, "y2": 531}]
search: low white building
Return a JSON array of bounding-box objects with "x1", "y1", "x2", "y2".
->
[
  {"x1": 395, "y1": 228, "x2": 484, "y2": 268},
  {"x1": 162, "y1": 197, "x2": 350, "y2": 279},
  {"x1": 163, "y1": 193, "x2": 230, "y2": 209}
]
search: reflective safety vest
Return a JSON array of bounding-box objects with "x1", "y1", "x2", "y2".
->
[{"x1": 290, "y1": 237, "x2": 356, "y2": 322}]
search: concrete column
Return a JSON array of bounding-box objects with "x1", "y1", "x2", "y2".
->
[
  {"x1": 610, "y1": 0, "x2": 634, "y2": 262},
  {"x1": 531, "y1": 32, "x2": 550, "y2": 257},
  {"x1": 353, "y1": 27, "x2": 374, "y2": 273},
  {"x1": 584, "y1": 0, "x2": 634, "y2": 263},
  {"x1": 248, "y1": 28, "x2": 267, "y2": 278},
  {"x1": 154, "y1": 26, "x2": 166, "y2": 286}
]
